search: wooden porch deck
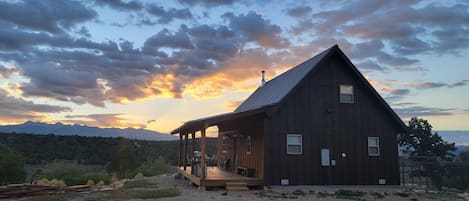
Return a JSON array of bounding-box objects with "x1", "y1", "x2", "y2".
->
[{"x1": 177, "y1": 166, "x2": 263, "y2": 187}]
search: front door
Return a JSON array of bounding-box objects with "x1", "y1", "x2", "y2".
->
[{"x1": 232, "y1": 138, "x2": 238, "y2": 171}]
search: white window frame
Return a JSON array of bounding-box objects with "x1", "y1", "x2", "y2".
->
[
  {"x1": 246, "y1": 135, "x2": 252, "y2": 155},
  {"x1": 287, "y1": 134, "x2": 303, "y2": 155},
  {"x1": 368, "y1": 137, "x2": 380, "y2": 156},
  {"x1": 340, "y1": 84, "x2": 354, "y2": 103}
]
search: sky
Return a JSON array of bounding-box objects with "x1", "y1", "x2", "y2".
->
[{"x1": 0, "y1": 0, "x2": 468, "y2": 137}]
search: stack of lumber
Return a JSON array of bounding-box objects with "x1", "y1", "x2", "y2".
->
[
  {"x1": 64, "y1": 185, "x2": 92, "y2": 192},
  {"x1": 0, "y1": 184, "x2": 57, "y2": 198}
]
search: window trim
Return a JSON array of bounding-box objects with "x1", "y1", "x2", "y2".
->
[
  {"x1": 287, "y1": 134, "x2": 303, "y2": 155},
  {"x1": 246, "y1": 135, "x2": 252, "y2": 155},
  {"x1": 340, "y1": 84, "x2": 354, "y2": 104},
  {"x1": 367, "y1": 137, "x2": 380, "y2": 156}
]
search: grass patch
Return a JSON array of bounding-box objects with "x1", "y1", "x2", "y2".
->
[
  {"x1": 424, "y1": 191, "x2": 461, "y2": 200},
  {"x1": 335, "y1": 189, "x2": 366, "y2": 197},
  {"x1": 292, "y1": 189, "x2": 306, "y2": 196},
  {"x1": 317, "y1": 191, "x2": 332, "y2": 198},
  {"x1": 123, "y1": 179, "x2": 158, "y2": 189},
  {"x1": 334, "y1": 190, "x2": 366, "y2": 201},
  {"x1": 394, "y1": 192, "x2": 411, "y2": 197},
  {"x1": 108, "y1": 188, "x2": 180, "y2": 199},
  {"x1": 22, "y1": 194, "x2": 77, "y2": 201}
]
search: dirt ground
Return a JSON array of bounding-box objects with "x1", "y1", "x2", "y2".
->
[
  {"x1": 9, "y1": 175, "x2": 468, "y2": 201},
  {"x1": 160, "y1": 175, "x2": 465, "y2": 201}
]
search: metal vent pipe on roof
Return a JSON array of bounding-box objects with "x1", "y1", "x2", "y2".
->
[{"x1": 261, "y1": 70, "x2": 266, "y2": 86}]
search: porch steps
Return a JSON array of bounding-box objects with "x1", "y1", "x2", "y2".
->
[{"x1": 225, "y1": 182, "x2": 248, "y2": 191}]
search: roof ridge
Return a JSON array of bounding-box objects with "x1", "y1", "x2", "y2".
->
[{"x1": 234, "y1": 45, "x2": 337, "y2": 112}]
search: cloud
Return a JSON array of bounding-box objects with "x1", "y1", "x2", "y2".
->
[
  {"x1": 286, "y1": 6, "x2": 312, "y2": 18},
  {"x1": 95, "y1": 0, "x2": 142, "y2": 11},
  {"x1": 178, "y1": 0, "x2": 234, "y2": 7},
  {"x1": 308, "y1": 1, "x2": 469, "y2": 56},
  {"x1": 0, "y1": 89, "x2": 71, "y2": 123},
  {"x1": 356, "y1": 60, "x2": 388, "y2": 72},
  {"x1": 404, "y1": 82, "x2": 447, "y2": 89},
  {"x1": 394, "y1": 106, "x2": 454, "y2": 118},
  {"x1": 224, "y1": 11, "x2": 290, "y2": 49},
  {"x1": 449, "y1": 76, "x2": 469, "y2": 87},
  {"x1": 224, "y1": 100, "x2": 243, "y2": 110},
  {"x1": 63, "y1": 114, "x2": 144, "y2": 128},
  {"x1": 144, "y1": 28, "x2": 194, "y2": 50},
  {"x1": 379, "y1": 87, "x2": 410, "y2": 96},
  {"x1": 0, "y1": 0, "x2": 97, "y2": 33},
  {"x1": 146, "y1": 4, "x2": 193, "y2": 24},
  {"x1": 0, "y1": 65, "x2": 18, "y2": 78}
]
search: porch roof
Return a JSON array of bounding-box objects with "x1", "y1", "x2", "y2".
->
[{"x1": 170, "y1": 106, "x2": 269, "y2": 135}]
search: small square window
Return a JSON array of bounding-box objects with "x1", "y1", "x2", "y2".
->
[
  {"x1": 368, "y1": 137, "x2": 380, "y2": 156},
  {"x1": 287, "y1": 134, "x2": 302, "y2": 154},
  {"x1": 340, "y1": 85, "x2": 354, "y2": 103}
]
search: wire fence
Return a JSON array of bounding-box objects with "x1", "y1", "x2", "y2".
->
[{"x1": 400, "y1": 156, "x2": 469, "y2": 190}]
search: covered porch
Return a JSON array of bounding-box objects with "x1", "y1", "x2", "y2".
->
[
  {"x1": 171, "y1": 107, "x2": 270, "y2": 188},
  {"x1": 176, "y1": 166, "x2": 263, "y2": 187}
]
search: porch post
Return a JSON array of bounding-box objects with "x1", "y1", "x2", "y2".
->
[
  {"x1": 183, "y1": 133, "x2": 188, "y2": 170},
  {"x1": 191, "y1": 131, "x2": 196, "y2": 174},
  {"x1": 178, "y1": 134, "x2": 183, "y2": 167},
  {"x1": 201, "y1": 124, "x2": 207, "y2": 179}
]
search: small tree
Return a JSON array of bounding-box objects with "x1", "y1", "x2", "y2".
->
[
  {"x1": 106, "y1": 144, "x2": 138, "y2": 179},
  {"x1": 0, "y1": 147, "x2": 26, "y2": 185},
  {"x1": 398, "y1": 117, "x2": 456, "y2": 189}
]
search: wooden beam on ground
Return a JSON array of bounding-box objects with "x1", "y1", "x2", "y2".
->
[
  {"x1": 183, "y1": 133, "x2": 188, "y2": 170},
  {"x1": 201, "y1": 125, "x2": 207, "y2": 179}
]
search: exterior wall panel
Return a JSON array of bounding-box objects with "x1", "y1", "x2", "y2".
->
[{"x1": 263, "y1": 52, "x2": 400, "y2": 185}]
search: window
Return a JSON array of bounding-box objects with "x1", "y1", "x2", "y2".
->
[
  {"x1": 246, "y1": 136, "x2": 252, "y2": 155},
  {"x1": 287, "y1": 134, "x2": 302, "y2": 154},
  {"x1": 368, "y1": 137, "x2": 380, "y2": 156},
  {"x1": 340, "y1": 85, "x2": 354, "y2": 103},
  {"x1": 222, "y1": 136, "x2": 229, "y2": 153}
]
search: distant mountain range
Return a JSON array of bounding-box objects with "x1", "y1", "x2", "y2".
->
[
  {"x1": 0, "y1": 121, "x2": 177, "y2": 141},
  {"x1": 0, "y1": 122, "x2": 467, "y2": 146}
]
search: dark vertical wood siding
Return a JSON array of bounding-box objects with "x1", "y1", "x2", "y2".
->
[
  {"x1": 217, "y1": 115, "x2": 264, "y2": 178},
  {"x1": 263, "y1": 52, "x2": 400, "y2": 185}
]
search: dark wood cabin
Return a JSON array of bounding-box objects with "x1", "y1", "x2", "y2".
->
[{"x1": 171, "y1": 45, "x2": 405, "y2": 188}]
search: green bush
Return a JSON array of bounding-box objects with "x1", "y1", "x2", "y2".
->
[
  {"x1": 35, "y1": 178, "x2": 66, "y2": 190},
  {"x1": 0, "y1": 147, "x2": 26, "y2": 185},
  {"x1": 41, "y1": 162, "x2": 87, "y2": 185},
  {"x1": 40, "y1": 162, "x2": 111, "y2": 186},
  {"x1": 133, "y1": 157, "x2": 169, "y2": 177},
  {"x1": 85, "y1": 172, "x2": 110, "y2": 185}
]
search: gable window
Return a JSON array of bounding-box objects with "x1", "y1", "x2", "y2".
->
[
  {"x1": 340, "y1": 85, "x2": 354, "y2": 103},
  {"x1": 287, "y1": 134, "x2": 302, "y2": 154},
  {"x1": 368, "y1": 137, "x2": 380, "y2": 156},
  {"x1": 246, "y1": 136, "x2": 252, "y2": 155}
]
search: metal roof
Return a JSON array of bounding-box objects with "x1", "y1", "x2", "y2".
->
[
  {"x1": 235, "y1": 45, "x2": 335, "y2": 112},
  {"x1": 171, "y1": 44, "x2": 406, "y2": 134}
]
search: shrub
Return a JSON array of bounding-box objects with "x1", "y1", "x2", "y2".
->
[
  {"x1": 133, "y1": 157, "x2": 169, "y2": 177},
  {"x1": 335, "y1": 189, "x2": 365, "y2": 197},
  {"x1": 40, "y1": 162, "x2": 111, "y2": 186},
  {"x1": 86, "y1": 179, "x2": 94, "y2": 185},
  {"x1": 86, "y1": 172, "x2": 110, "y2": 185},
  {"x1": 35, "y1": 178, "x2": 66, "y2": 190},
  {"x1": 0, "y1": 147, "x2": 26, "y2": 185},
  {"x1": 40, "y1": 162, "x2": 87, "y2": 186}
]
